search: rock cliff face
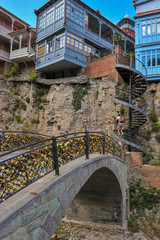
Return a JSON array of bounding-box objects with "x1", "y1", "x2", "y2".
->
[
  {"x1": 0, "y1": 75, "x2": 119, "y2": 137},
  {"x1": 143, "y1": 82, "x2": 160, "y2": 160}
]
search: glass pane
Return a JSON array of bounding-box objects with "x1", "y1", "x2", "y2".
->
[
  {"x1": 156, "y1": 18, "x2": 160, "y2": 22},
  {"x1": 142, "y1": 56, "x2": 145, "y2": 66},
  {"x1": 152, "y1": 19, "x2": 155, "y2": 22},
  {"x1": 142, "y1": 20, "x2": 146, "y2": 25},
  {"x1": 147, "y1": 56, "x2": 151, "y2": 66},
  {"x1": 152, "y1": 55, "x2": 156, "y2": 66},
  {"x1": 157, "y1": 54, "x2": 160, "y2": 65},
  {"x1": 147, "y1": 20, "x2": 151, "y2": 24},
  {"x1": 157, "y1": 23, "x2": 160, "y2": 34},
  {"x1": 147, "y1": 25, "x2": 151, "y2": 35},
  {"x1": 152, "y1": 23, "x2": 155, "y2": 34},
  {"x1": 142, "y1": 26, "x2": 146, "y2": 36}
]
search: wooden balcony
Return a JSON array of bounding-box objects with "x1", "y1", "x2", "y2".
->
[
  {"x1": 0, "y1": 49, "x2": 10, "y2": 61},
  {"x1": 10, "y1": 47, "x2": 35, "y2": 62}
]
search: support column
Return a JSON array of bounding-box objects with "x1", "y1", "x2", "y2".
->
[
  {"x1": 99, "y1": 21, "x2": 101, "y2": 38},
  {"x1": 19, "y1": 35, "x2": 23, "y2": 54},
  {"x1": 10, "y1": 38, "x2": 14, "y2": 58},
  {"x1": 28, "y1": 32, "x2": 32, "y2": 53},
  {"x1": 11, "y1": 18, "x2": 15, "y2": 32},
  {"x1": 112, "y1": 30, "x2": 115, "y2": 53}
]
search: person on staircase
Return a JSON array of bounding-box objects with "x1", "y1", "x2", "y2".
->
[{"x1": 116, "y1": 113, "x2": 124, "y2": 135}]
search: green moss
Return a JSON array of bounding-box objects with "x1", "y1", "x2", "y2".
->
[
  {"x1": 14, "y1": 91, "x2": 20, "y2": 96},
  {"x1": 145, "y1": 129, "x2": 152, "y2": 141},
  {"x1": 31, "y1": 118, "x2": 39, "y2": 124},
  {"x1": 15, "y1": 115, "x2": 23, "y2": 123},
  {"x1": 26, "y1": 97, "x2": 30, "y2": 104},
  {"x1": 152, "y1": 122, "x2": 160, "y2": 132},
  {"x1": 72, "y1": 82, "x2": 90, "y2": 111},
  {"x1": 149, "y1": 110, "x2": 158, "y2": 123},
  {"x1": 145, "y1": 153, "x2": 154, "y2": 163}
]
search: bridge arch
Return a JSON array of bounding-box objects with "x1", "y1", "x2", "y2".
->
[{"x1": 0, "y1": 155, "x2": 128, "y2": 240}]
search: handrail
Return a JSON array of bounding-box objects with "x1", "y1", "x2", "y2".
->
[
  {"x1": 0, "y1": 131, "x2": 126, "y2": 203},
  {"x1": 115, "y1": 53, "x2": 147, "y2": 80}
]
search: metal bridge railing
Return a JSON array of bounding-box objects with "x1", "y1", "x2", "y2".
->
[{"x1": 0, "y1": 131, "x2": 126, "y2": 203}]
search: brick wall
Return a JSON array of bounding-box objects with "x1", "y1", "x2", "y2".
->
[
  {"x1": 126, "y1": 152, "x2": 160, "y2": 189},
  {"x1": 140, "y1": 165, "x2": 160, "y2": 189}
]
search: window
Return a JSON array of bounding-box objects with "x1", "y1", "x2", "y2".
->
[
  {"x1": 152, "y1": 51, "x2": 156, "y2": 66},
  {"x1": 66, "y1": 1, "x2": 83, "y2": 26},
  {"x1": 157, "y1": 50, "x2": 160, "y2": 65},
  {"x1": 152, "y1": 23, "x2": 155, "y2": 34},
  {"x1": 67, "y1": 32, "x2": 83, "y2": 53},
  {"x1": 55, "y1": 1, "x2": 64, "y2": 21},
  {"x1": 56, "y1": 33, "x2": 65, "y2": 49},
  {"x1": 142, "y1": 25, "x2": 146, "y2": 36},
  {"x1": 157, "y1": 22, "x2": 160, "y2": 34},
  {"x1": 46, "y1": 37, "x2": 54, "y2": 54},
  {"x1": 147, "y1": 51, "x2": 151, "y2": 66},
  {"x1": 147, "y1": 24, "x2": 151, "y2": 35},
  {"x1": 39, "y1": 13, "x2": 45, "y2": 31},
  {"x1": 38, "y1": 42, "x2": 45, "y2": 57},
  {"x1": 46, "y1": 6, "x2": 54, "y2": 27}
]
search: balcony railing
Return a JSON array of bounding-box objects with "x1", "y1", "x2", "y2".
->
[
  {"x1": 10, "y1": 47, "x2": 35, "y2": 59},
  {"x1": 0, "y1": 26, "x2": 11, "y2": 35},
  {"x1": 0, "y1": 49, "x2": 10, "y2": 60}
]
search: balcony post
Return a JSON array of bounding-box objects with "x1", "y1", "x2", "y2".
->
[
  {"x1": 99, "y1": 21, "x2": 101, "y2": 38},
  {"x1": 10, "y1": 38, "x2": 14, "y2": 58},
  {"x1": 11, "y1": 17, "x2": 15, "y2": 32},
  {"x1": 19, "y1": 35, "x2": 23, "y2": 54}
]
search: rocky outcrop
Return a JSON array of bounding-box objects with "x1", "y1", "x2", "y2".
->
[{"x1": 0, "y1": 75, "x2": 120, "y2": 137}]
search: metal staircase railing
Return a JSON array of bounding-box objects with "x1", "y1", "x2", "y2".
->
[{"x1": 114, "y1": 53, "x2": 147, "y2": 152}]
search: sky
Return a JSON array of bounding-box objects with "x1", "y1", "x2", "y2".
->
[{"x1": 0, "y1": 0, "x2": 135, "y2": 27}]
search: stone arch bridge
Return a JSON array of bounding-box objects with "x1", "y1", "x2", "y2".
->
[{"x1": 0, "y1": 131, "x2": 128, "y2": 240}]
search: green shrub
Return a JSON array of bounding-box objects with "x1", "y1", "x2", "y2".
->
[
  {"x1": 120, "y1": 106, "x2": 125, "y2": 116},
  {"x1": 15, "y1": 115, "x2": 23, "y2": 123},
  {"x1": 11, "y1": 63, "x2": 19, "y2": 75},
  {"x1": 128, "y1": 214, "x2": 140, "y2": 233},
  {"x1": 57, "y1": 125, "x2": 61, "y2": 130},
  {"x1": 145, "y1": 129, "x2": 152, "y2": 141},
  {"x1": 20, "y1": 102, "x2": 27, "y2": 111},
  {"x1": 152, "y1": 123, "x2": 160, "y2": 132},
  {"x1": 14, "y1": 99, "x2": 21, "y2": 109},
  {"x1": 149, "y1": 110, "x2": 158, "y2": 123},
  {"x1": 14, "y1": 99, "x2": 26, "y2": 110},
  {"x1": 31, "y1": 118, "x2": 39, "y2": 124},
  {"x1": 14, "y1": 91, "x2": 20, "y2": 96},
  {"x1": 26, "y1": 97, "x2": 30, "y2": 104},
  {"x1": 5, "y1": 126, "x2": 9, "y2": 130},
  {"x1": 27, "y1": 70, "x2": 37, "y2": 82},
  {"x1": 37, "y1": 89, "x2": 45, "y2": 97},
  {"x1": 145, "y1": 153, "x2": 154, "y2": 163},
  {"x1": 156, "y1": 134, "x2": 160, "y2": 143},
  {"x1": 149, "y1": 154, "x2": 160, "y2": 166}
]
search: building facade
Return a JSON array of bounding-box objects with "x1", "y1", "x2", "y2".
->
[
  {"x1": 117, "y1": 14, "x2": 135, "y2": 39},
  {"x1": 133, "y1": 0, "x2": 160, "y2": 81},
  {"x1": 0, "y1": 6, "x2": 29, "y2": 72},
  {"x1": 34, "y1": 0, "x2": 135, "y2": 74}
]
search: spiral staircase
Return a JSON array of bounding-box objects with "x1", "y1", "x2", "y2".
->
[{"x1": 114, "y1": 53, "x2": 147, "y2": 153}]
